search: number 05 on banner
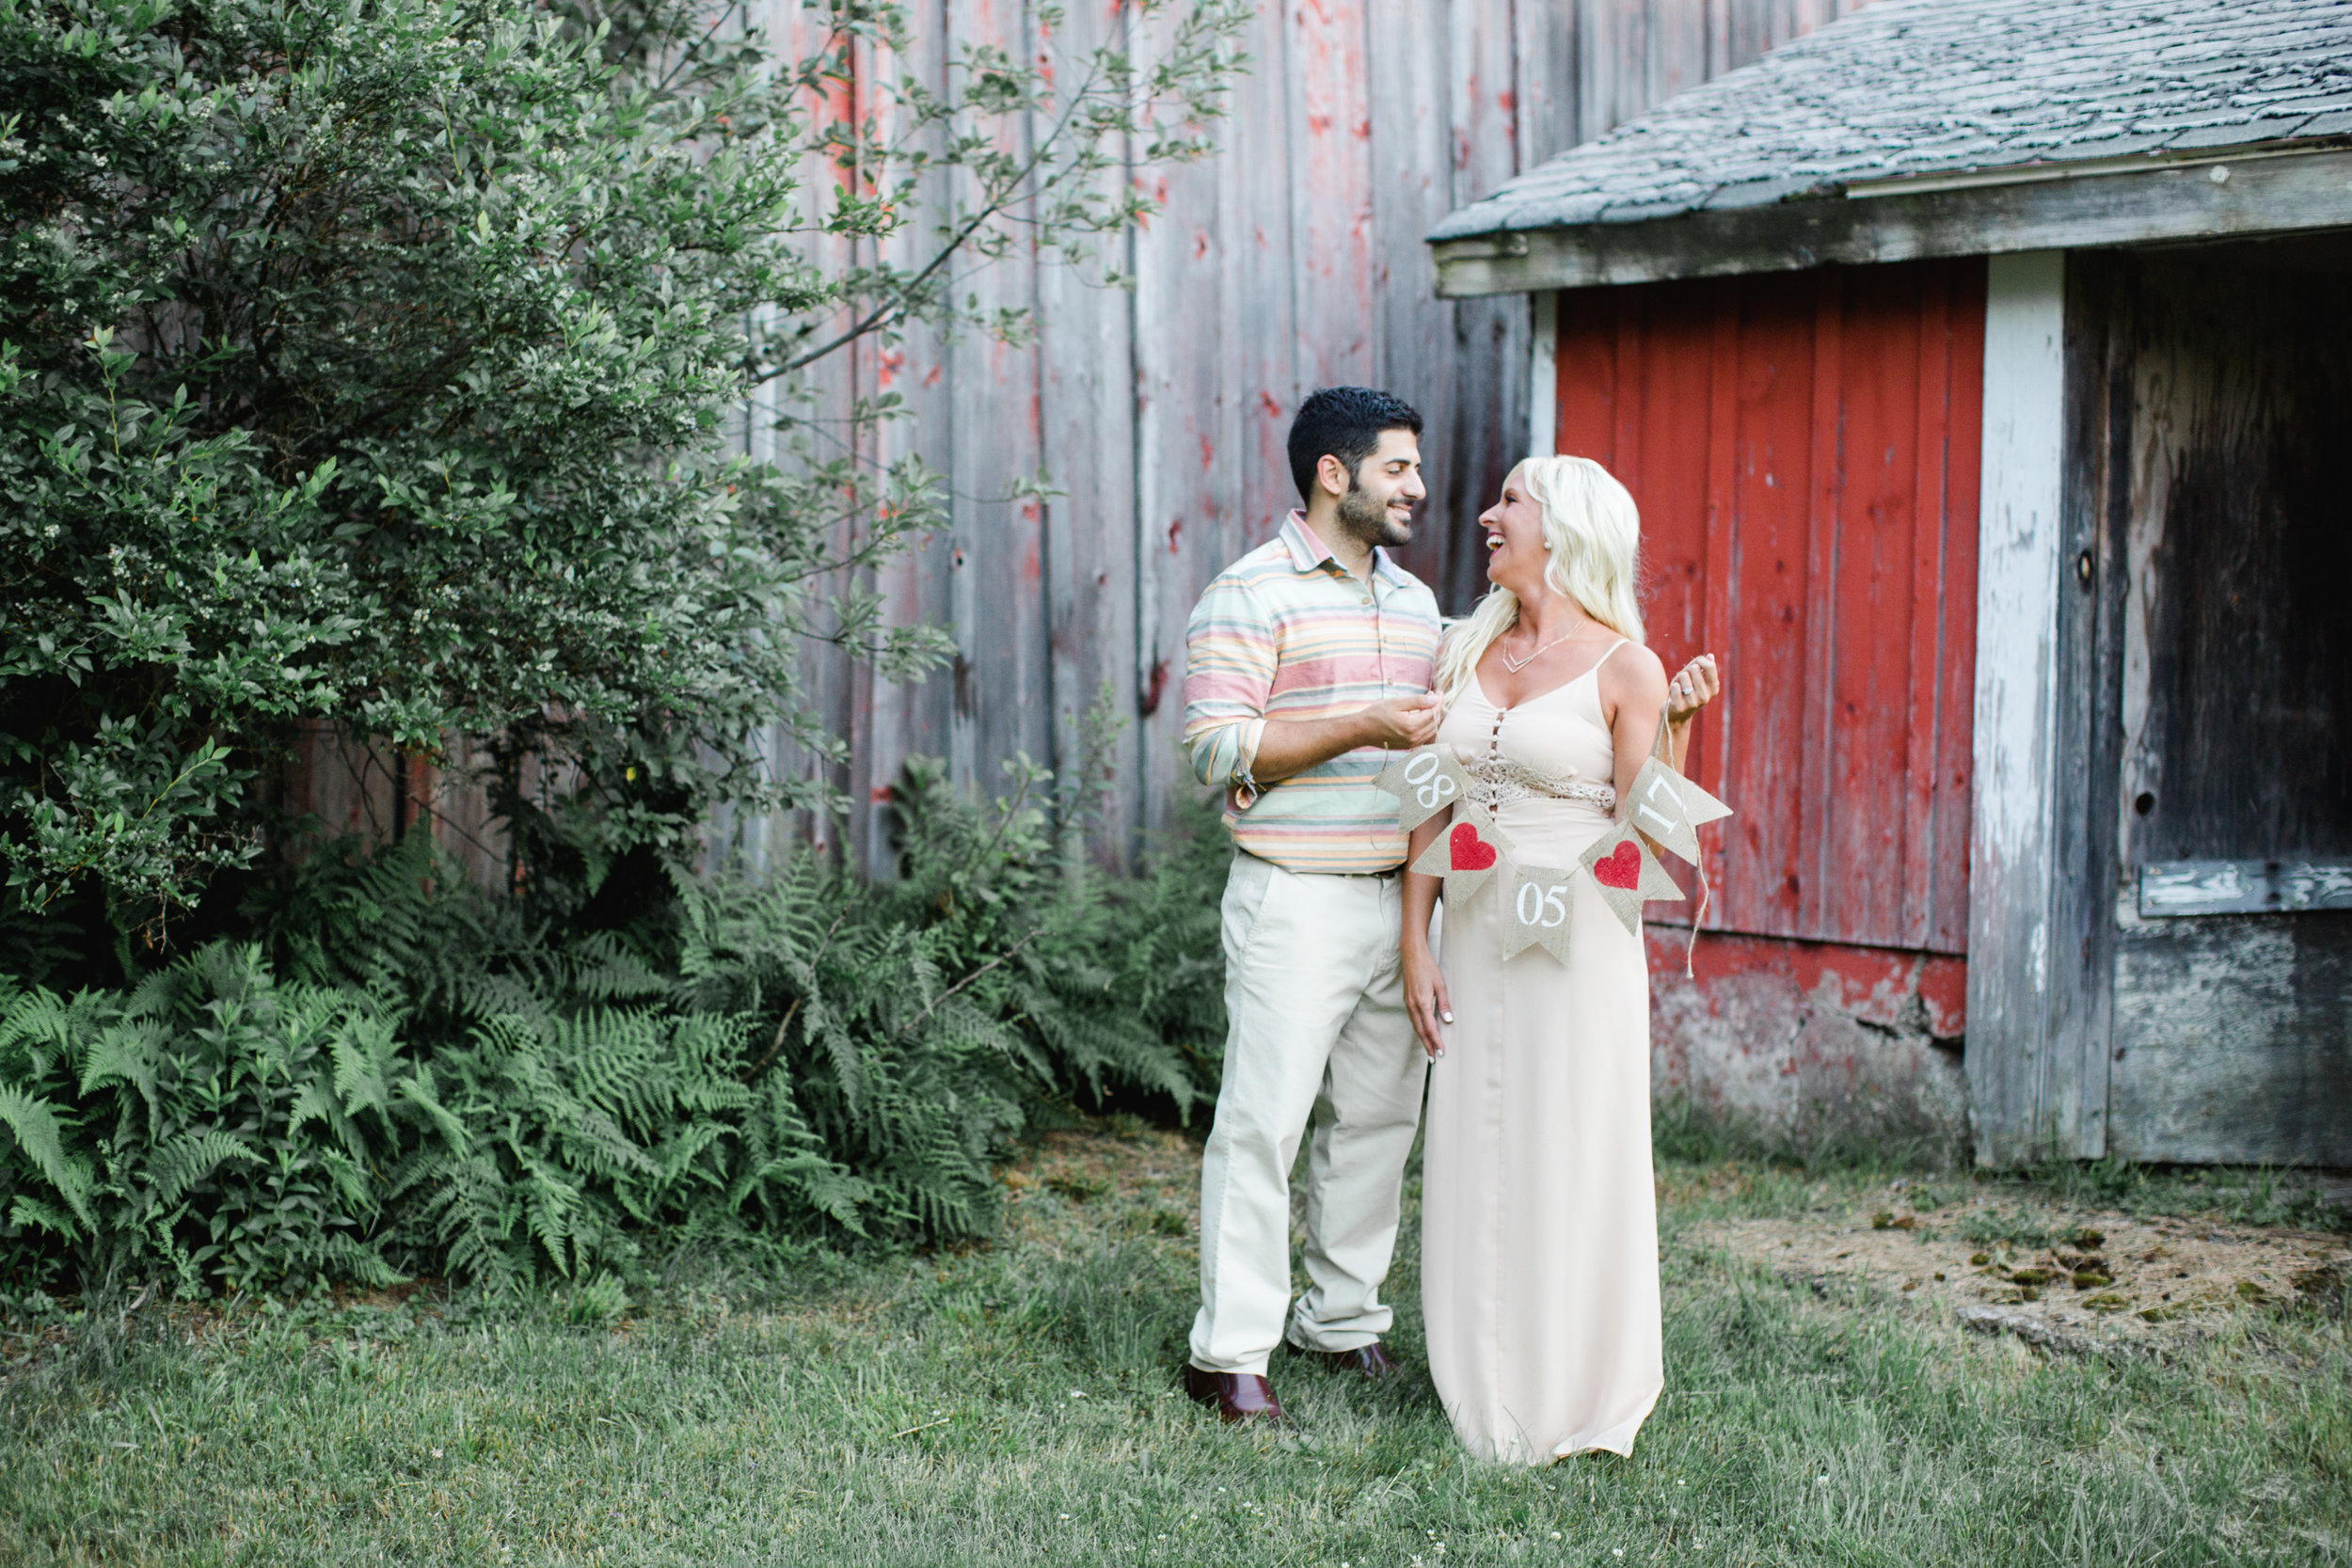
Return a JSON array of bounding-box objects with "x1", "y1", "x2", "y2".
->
[{"x1": 1501, "y1": 864, "x2": 1578, "y2": 963}]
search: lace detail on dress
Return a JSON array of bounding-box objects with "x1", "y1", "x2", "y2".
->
[{"x1": 1457, "y1": 751, "x2": 1616, "y2": 814}]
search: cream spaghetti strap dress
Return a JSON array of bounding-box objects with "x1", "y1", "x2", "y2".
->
[{"x1": 1421, "y1": 644, "x2": 1662, "y2": 1464}]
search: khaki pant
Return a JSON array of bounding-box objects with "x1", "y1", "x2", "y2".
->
[{"x1": 1187, "y1": 853, "x2": 1429, "y2": 1376}]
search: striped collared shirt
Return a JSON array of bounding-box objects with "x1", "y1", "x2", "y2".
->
[{"x1": 1181, "y1": 512, "x2": 1442, "y2": 874}]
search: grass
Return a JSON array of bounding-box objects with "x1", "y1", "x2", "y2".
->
[{"x1": 3, "y1": 1128, "x2": 2347, "y2": 1566}]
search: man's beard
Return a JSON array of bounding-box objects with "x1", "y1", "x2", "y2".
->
[{"x1": 1337, "y1": 479, "x2": 1412, "y2": 548}]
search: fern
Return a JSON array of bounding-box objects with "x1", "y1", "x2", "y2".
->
[
  {"x1": 0, "y1": 750, "x2": 1232, "y2": 1291},
  {"x1": 0, "y1": 1085, "x2": 95, "y2": 1234}
]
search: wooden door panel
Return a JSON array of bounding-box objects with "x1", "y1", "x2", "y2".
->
[{"x1": 1554, "y1": 261, "x2": 1984, "y2": 954}]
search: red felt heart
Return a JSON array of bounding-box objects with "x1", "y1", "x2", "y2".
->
[
  {"x1": 1448, "y1": 821, "x2": 1497, "y2": 872},
  {"x1": 1592, "y1": 839, "x2": 1643, "y2": 890}
]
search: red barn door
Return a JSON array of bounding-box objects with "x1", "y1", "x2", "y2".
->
[{"x1": 1552, "y1": 260, "x2": 1987, "y2": 1149}]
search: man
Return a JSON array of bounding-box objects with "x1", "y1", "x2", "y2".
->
[{"x1": 1179, "y1": 387, "x2": 1444, "y2": 1424}]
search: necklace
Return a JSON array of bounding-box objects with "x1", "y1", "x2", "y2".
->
[{"x1": 1499, "y1": 630, "x2": 1577, "y2": 673}]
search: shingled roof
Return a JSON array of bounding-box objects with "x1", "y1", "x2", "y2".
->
[{"x1": 1429, "y1": 0, "x2": 2352, "y2": 294}]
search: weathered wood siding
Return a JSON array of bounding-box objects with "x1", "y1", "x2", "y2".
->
[
  {"x1": 2074, "y1": 243, "x2": 2352, "y2": 1167},
  {"x1": 1550, "y1": 260, "x2": 1984, "y2": 954},
  {"x1": 1548, "y1": 258, "x2": 1984, "y2": 1164},
  {"x1": 708, "y1": 0, "x2": 1876, "y2": 879},
  {"x1": 1965, "y1": 251, "x2": 2079, "y2": 1165}
]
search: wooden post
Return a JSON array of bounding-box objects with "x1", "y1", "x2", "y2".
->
[
  {"x1": 1528, "y1": 293, "x2": 1559, "y2": 458},
  {"x1": 1965, "y1": 250, "x2": 2071, "y2": 1166}
]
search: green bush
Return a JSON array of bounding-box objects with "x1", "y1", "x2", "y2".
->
[
  {"x1": 0, "y1": 0, "x2": 1245, "y2": 931},
  {"x1": 0, "y1": 767, "x2": 1231, "y2": 1295},
  {"x1": 0, "y1": 0, "x2": 1248, "y2": 1300}
]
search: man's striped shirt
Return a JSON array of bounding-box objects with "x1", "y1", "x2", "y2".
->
[{"x1": 1182, "y1": 513, "x2": 1442, "y2": 874}]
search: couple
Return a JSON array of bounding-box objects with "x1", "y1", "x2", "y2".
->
[{"x1": 1177, "y1": 386, "x2": 1718, "y2": 1465}]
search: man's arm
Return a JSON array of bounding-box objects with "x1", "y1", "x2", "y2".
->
[
  {"x1": 1249, "y1": 697, "x2": 1440, "y2": 784},
  {"x1": 1181, "y1": 573, "x2": 1441, "y2": 798}
]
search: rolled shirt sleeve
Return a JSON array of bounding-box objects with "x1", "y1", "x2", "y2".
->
[{"x1": 1182, "y1": 574, "x2": 1276, "y2": 797}]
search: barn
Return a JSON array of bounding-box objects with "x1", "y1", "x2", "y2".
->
[{"x1": 1427, "y1": 0, "x2": 2352, "y2": 1166}]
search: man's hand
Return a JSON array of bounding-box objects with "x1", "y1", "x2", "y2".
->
[
  {"x1": 1358, "y1": 690, "x2": 1442, "y2": 750},
  {"x1": 1249, "y1": 690, "x2": 1442, "y2": 784}
]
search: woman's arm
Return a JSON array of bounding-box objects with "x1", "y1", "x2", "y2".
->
[
  {"x1": 1401, "y1": 806, "x2": 1453, "y2": 1059},
  {"x1": 1599, "y1": 643, "x2": 1673, "y2": 814}
]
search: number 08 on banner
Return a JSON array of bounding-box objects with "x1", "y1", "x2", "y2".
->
[{"x1": 1374, "y1": 746, "x2": 1471, "y2": 833}]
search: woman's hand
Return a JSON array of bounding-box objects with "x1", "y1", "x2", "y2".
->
[
  {"x1": 1665, "y1": 654, "x2": 1719, "y2": 727},
  {"x1": 1403, "y1": 938, "x2": 1453, "y2": 1060}
]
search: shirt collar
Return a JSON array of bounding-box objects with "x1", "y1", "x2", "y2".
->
[{"x1": 1279, "y1": 510, "x2": 1406, "y2": 587}]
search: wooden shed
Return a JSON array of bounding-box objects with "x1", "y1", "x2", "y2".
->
[{"x1": 1428, "y1": 0, "x2": 2352, "y2": 1166}]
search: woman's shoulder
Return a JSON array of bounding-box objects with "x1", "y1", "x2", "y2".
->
[{"x1": 1599, "y1": 636, "x2": 1666, "y2": 687}]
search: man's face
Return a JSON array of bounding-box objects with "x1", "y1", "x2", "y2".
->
[{"x1": 1329, "y1": 428, "x2": 1425, "y2": 549}]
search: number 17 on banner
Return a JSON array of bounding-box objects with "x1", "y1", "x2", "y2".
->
[{"x1": 1625, "y1": 757, "x2": 1731, "y2": 864}]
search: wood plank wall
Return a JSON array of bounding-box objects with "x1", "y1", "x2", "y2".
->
[
  {"x1": 2082, "y1": 245, "x2": 2352, "y2": 1167},
  {"x1": 704, "y1": 0, "x2": 1881, "y2": 880},
  {"x1": 1551, "y1": 261, "x2": 1983, "y2": 955},
  {"x1": 316, "y1": 0, "x2": 1864, "y2": 886}
]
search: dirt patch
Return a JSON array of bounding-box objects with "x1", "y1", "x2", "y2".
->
[
  {"x1": 997, "y1": 1127, "x2": 1204, "y2": 1244},
  {"x1": 1691, "y1": 1184, "x2": 2349, "y2": 1357}
]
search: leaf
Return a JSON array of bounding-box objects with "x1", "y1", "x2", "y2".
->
[
  {"x1": 144, "y1": 1130, "x2": 261, "y2": 1211},
  {"x1": 0, "y1": 1087, "x2": 96, "y2": 1232}
]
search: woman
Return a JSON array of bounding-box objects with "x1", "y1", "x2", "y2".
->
[{"x1": 1402, "y1": 454, "x2": 1716, "y2": 1465}]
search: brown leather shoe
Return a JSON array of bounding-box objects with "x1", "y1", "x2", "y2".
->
[
  {"x1": 1289, "y1": 1340, "x2": 1398, "y2": 1380},
  {"x1": 1182, "y1": 1365, "x2": 1288, "y2": 1425}
]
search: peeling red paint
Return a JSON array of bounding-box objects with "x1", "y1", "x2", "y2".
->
[
  {"x1": 1259, "y1": 391, "x2": 1283, "y2": 420},
  {"x1": 1139, "y1": 657, "x2": 1170, "y2": 718},
  {"x1": 1649, "y1": 927, "x2": 1966, "y2": 1035},
  {"x1": 1167, "y1": 516, "x2": 1183, "y2": 554},
  {"x1": 1916, "y1": 956, "x2": 1967, "y2": 1037},
  {"x1": 1198, "y1": 435, "x2": 1215, "y2": 471}
]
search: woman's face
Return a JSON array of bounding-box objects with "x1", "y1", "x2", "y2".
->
[{"x1": 1478, "y1": 469, "x2": 1548, "y2": 595}]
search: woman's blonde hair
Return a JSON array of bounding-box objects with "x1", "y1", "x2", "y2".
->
[{"x1": 1435, "y1": 454, "x2": 1645, "y2": 706}]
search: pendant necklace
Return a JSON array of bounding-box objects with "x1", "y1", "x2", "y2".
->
[{"x1": 1499, "y1": 630, "x2": 1577, "y2": 674}]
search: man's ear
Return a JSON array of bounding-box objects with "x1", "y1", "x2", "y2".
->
[{"x1": 1315, "y1": 452, "x2": 1351, "y2": 499}]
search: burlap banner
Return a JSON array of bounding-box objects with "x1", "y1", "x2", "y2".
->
[
  {"x1": 1498, "y1": 863, "x2": 1579, "y2": 964},
  {"x1": 1623, "y1": 755, "x2": 1732, "y2": 864},
  {"x1": 1408, "y1": 813, "x2": 1511, "y2": 906},
  {"x1": 1578, "y1": 820, "x2": 1684, "y2": 936},
  {"x1": 1374, "y1": 746, "x2": 1471, "y2": 834}
]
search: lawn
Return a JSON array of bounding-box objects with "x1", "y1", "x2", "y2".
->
[{"x1": 4, "y1": 1124, "x2": 2346, "y2": 1566}]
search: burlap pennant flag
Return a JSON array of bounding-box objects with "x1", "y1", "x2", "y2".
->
[
  {"x1": 1623, "y1": 755, "x2": 1732, "y2": 864},
  {"x1": 1374, "y1": 746, "x2": 1470, "y2": 833},
  {"x1": 1409, "y1": 813, "x2": 1510, "y2": 905},
  {"x1": 1500, "y1": 862, "x2": 1578, "y2": 964},
  {"x1": 1579, "y1": 821, "x2": 1681, "y2": 936}
]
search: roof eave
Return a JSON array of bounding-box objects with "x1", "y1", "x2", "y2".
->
[{"x1": 1431, "y1": 141, "x2": 2352, "y2": 298}]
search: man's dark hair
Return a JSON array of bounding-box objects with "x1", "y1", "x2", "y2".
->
[{"x1": 1287, "y1": 387, "x2": 1423, "y2": 502}]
